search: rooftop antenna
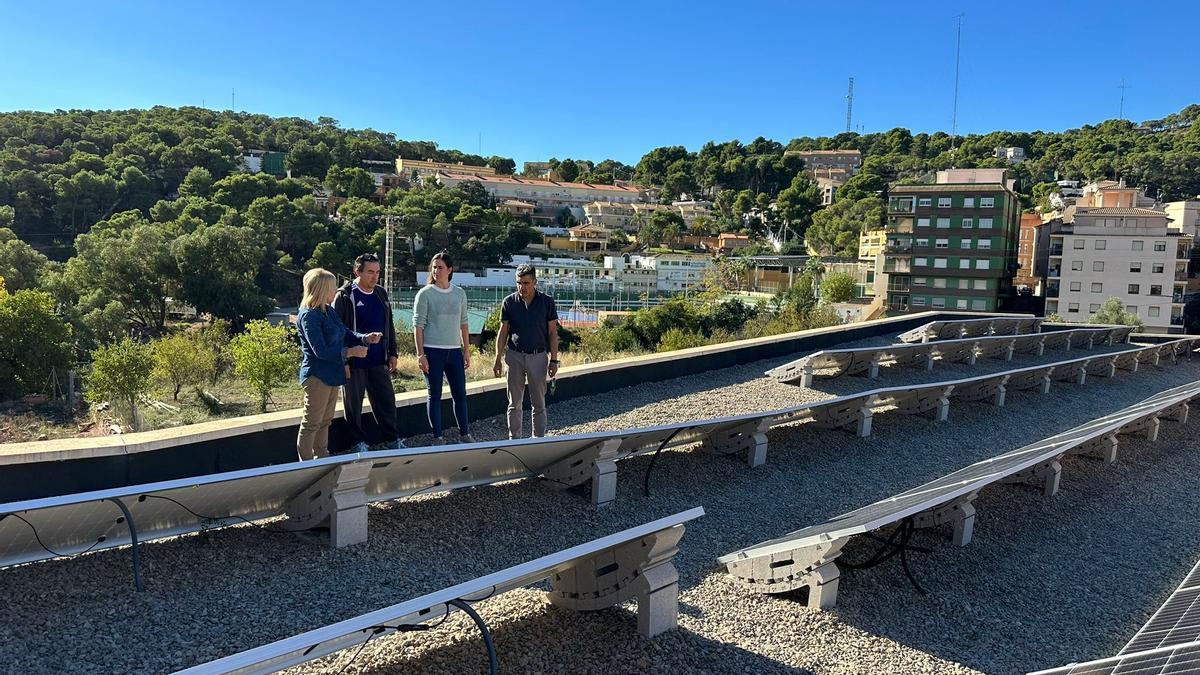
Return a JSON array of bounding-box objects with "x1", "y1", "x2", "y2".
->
[
  {"x1": 1118, "y1": 78, "x2": 1131, "y2": 120},
  {"x1": 950, "y1": 13, "x2": 965, "y2": 155},
  {"x1": 845, "y1": 77, "x2": 854, "y2": 133},
  {"x1": 231, "y1": 88, "x2": 236, "y2": 111}
]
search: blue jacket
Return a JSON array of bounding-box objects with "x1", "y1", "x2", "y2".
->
[{"x1": 297, "y1": 306, "x2": 366, "y2": 387}]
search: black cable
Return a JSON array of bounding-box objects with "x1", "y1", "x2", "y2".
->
[
  {"x1": 492, "y1": 447, "x2": 575, "y2": 488},
  {"x1": 325, "y1": 606, "x2": 454, "y2": 674},
  {"x1": 4, "y1": 512, "x2": 106, "y2": 558},
  {"x1": 839, "y1": 518, "x2": 929, "y2": 596},
  {"x1": 137, "y1": 494, "x2": 291, "y2": 534},
  {"x1": 643, "y1": 428, "x2": 685, "y2": 497},
  {"x1": 448, "y1": 598, "x2": 498, "y2": 675}
]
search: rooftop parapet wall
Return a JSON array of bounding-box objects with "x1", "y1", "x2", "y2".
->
[{"x1": 0, "y1": 311, "x2": 1032, "y2": 502}]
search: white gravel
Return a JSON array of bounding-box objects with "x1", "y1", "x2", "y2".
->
[{"x1": 1, "y1": 335, "x2": 1197, "y2": 675}]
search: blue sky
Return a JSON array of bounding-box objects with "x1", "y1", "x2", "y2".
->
[{"x1": 1, "y1": 1, "x2": 1197, "y2": 165}]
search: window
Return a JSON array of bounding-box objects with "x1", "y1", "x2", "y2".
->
[
  {"x1": 1153, "y1": 264, "x2": 1164, "y2": 273},
  {"x1": 974, "y1": 279, "x2": 987, "y2": 290},
  {"x1": 976, "y1": 259, "x2": 990, "y2": 269},
  {"x1": 1068, "y1": 303, "x2": 1080, "y2": 313},
  {"x1": 937, "y1": 197, "x2": 952, "y2": 208},
  {"x1": 935, "y1": 238, "x2": 949, "y2": 248},
  {"x1": 961, "y1": 238, "x2": 972, "y2": 249},
  {"x1": 931, "y1": 298, "x2": 946, "y2": 308},
  {"x1": 1148, "y1": 306, "x2": 1161, "y2": 317},
  {"x1": 1151, "y1": 285, "x2": 1163, "y2": 296},
  {"x1": 913, "y1": 277, "x2": 927, "y2": 286},
  {"x1": 912, "y1": 296, "x2": 927, "y2": 306},
  {"x1": 963, "y1": 197, "x2": 975, "y2": 208},
  {"x1": 1095, "y1": 240, "x2": 1106, "y2": 250},
  {"x1": 980, "y1": 197, "x2": 995, "y2": 208},
  {"x1": 1154, "y1": 241, "x2": 1167, "y2": 252},
  {"x1": 1073, "y1": 240, "x2": 1085, "y2": 249},
  {"x1": 916, "y1": 238, "x2": 929, "y2": 247},
  {"x1": 917, "y1": 217, "x2": 930, "y2": 228},
  {"x1": 979, "y1": 218, "x2": 993, "y2": 229},
  {"x1": 962, "y1": 217, "x2": 974, "y2": 228},
  {"x1": 933, "y1": 278, "x2": 947, "y2": 288},
  {"x1": 1070, "y1": 281, "x2": 1082, "y2": 292},
  {"x1": 918, "y1": 198, "x2": 932, "y2": 207},
  {"x1": 1089, "y1": 303, "x2": 1100, "y2": 313},
  {"x1": 1132, "y1": 240, "x2": 1144, "y2": 251},
  {"x1": 1128, "y1": 284, "x2": 1140, "y2": 294},
  {"x1": 1130, "y1": 262, "x2": 1142, "y2": 273},
  {"x1": 977, "y1": 239, "x2": 991, "y2": 250},
  {"x1": 1091, "y1": 282, "x2": 1103, "y2": 293},
  {"x1": 1071, "y1": 261, "x2": 1083, "y2": 271},
  {"x1": 956, "y1": 279, "x2": 969, "y2": 289},
  {"x1": 915, "y1": 257, "x2": 927, "y2": 266},
  {"x1": 956, "y1": 299, "x2": 968, "y2": 309},
  {"x1": 936, "y1": 218, "x2": 950, "y2": 229},
  {"x1": 959, "y1": 259, "x2": 970, "y2": 269},
  {"x1": 971, "y1": 299, "x2": 986, "y2": 310},
  {"x1": 1126, "y1": 305, "x2": 1138, "y2": 315},
  {"x1": 1092, "y1": 261, "x2": 1104, "y2": 272},
  {"x1": 934, "y1": 258, "x2": 947, "y2": 268}
]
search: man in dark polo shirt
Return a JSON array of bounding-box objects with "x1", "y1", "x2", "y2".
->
[
  {"x1": 492, "y1": 263, "x2": 559, "y2": 438},
  {"x1": 332, "y1": 253, "x2": 404, "y2": 452}
]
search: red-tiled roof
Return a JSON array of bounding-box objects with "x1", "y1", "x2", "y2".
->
[{"x1": 438, "y1": 171, "x2": 640, "y2": 193}]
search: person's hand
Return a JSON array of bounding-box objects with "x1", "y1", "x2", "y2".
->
[
  {"x1": 463, "y1": 350, "x2": 472, "y2": 369},
  {"x1": 418, "y1": 354, "x2": 429, "y2": 374},
  {"x1": 347, "y1": 346, "x2": 369, "y2": 359},
  {"x1": 492, "y1": 358, "x2": 503, "y2": 378},
  {"x1": 548, "y1": 360, "x2": 559, "y2": 378},
  {"x1": 365, "y1": 332, "x2": 382, "y2": 344},
  {"x1": 388, "y1": 356, "x2": 398, "y2": 374},
  {"x1": 344, "y1": 365, "x2": 352, "y2": 380}
]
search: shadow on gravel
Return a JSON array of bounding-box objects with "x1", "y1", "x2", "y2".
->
[{"x1": 311, "y1": 593, "x2": 817, "y2": 675}]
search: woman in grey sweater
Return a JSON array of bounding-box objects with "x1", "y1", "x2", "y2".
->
[{"x1": 413, "y1": 251, "x2": 475, "y2": 444}]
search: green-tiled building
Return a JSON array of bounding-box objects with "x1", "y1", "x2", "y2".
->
[{"x1": 882, "y1": 169, "x2": 1021, "y2": 313}]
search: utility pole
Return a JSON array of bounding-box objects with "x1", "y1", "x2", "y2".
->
[
  {"x1": 231, "y1": 88, "x2": 236, "y2": 111},
  {"x1": 1118, "y1": 78, "x2": 1131, "y2": 120},
  {"x1": 950, "y1": 13, "x2": 965, "y2": 155},
  {"x1": 845, "y1": 77, "x2": 854, "y2": 133}
]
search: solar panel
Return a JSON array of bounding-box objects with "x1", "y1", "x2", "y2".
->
[
  {"x1": 1029, "y1": 641, "x2": 1200, "y2": 674},
  {"x1": 1123, "y1": 559, "x2": 1200, "y2": 654},
  {"x1": 720, "y1": 380, "x2": 1200, "y2": 609},
  {"x1": 898, "y1": 315, "x2": 1038, "y2": 343},
  {"x1": 0, "y1": 458, "x2": 345, "y2": 568},
  {"x1": 176, "y1": 507, "x2": 705, "y2": 674}
]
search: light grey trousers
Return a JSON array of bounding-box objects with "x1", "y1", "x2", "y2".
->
[{"x1": 504, "y1": 350, "x2": 549, "y2": 438}]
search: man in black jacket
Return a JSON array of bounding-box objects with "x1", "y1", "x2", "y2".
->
[{"x1": 332, "y1": 253, "x2": 405, "y2": 452}]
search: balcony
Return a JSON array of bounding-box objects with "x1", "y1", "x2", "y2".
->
[
  {"x1": 886, "y1": 218, "x2": 914, "y2": 234},
  {"x1": 887, "y1": 279, "x2": 911, "y2": 293},
  {"x1": 1048, "y1": 266, "x2": 1061, "y2": 278},
  {"x1": 1174, "y1": 292, "x2": 1185, "y2": 303},
  {"x1": 1048, "y1": 245, "x2": 1063, "y2": 256},
  {"x1": 1171, "y1": 316, "x2": 1184, "y2": 326},
  {"x1": 1046, "y1": 281, "x2": 1060, "y2": 298},
  {"x1": 884, "y1": 261, "x2": 912, "y2": 274},
  {"x1": 884, "y1": 241, "x2": 913, "y2": 253},
  {"x1": 1177, "y1": 271, "x2": 1189, "y2": 282}
]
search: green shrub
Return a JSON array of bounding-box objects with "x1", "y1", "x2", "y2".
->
[
  {"x1": 657, "y1": 328, "x2": 706, "y2": 352},
  {"x1": 229, "y1": 320, "x2": 301, "y2": 412},
  {"x1": 86, "y1": 338, "x2": 153, "y2": 430}
]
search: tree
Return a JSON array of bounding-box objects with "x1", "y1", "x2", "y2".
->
[
  {"x1": 0, "y1": 227, "x2": 48, "y2": 291},
  {"x1": 837, "y1": 170, "x2": 889, "y2": 203},
  {"x1": 245, "y1": 195, "x2": 324, "y2": 262},
  {"x1": 86, "y1": 338, "x2": 154, "y2": 430},
  {"x1": 819, "y1": 272, "x2": 857, "y2": 304},
  {"x1": 805, "y1": 196, "x2": 884, "y2": 257},
  {"x1": 647, "y1": 209, "x2": 684, "y2": 247},
  {"x1": 178, "y1": 167, "x2": 214, "y2": 199},
  {"x1": 152, "y1": 333, "x2": 216, "y2": 400},
  {"x1": 173, "y1": 224, "x2": 274, "y2": 328},
  {"x1": 284, "y1": 140, "x2": 332, "y2": 178},
  {"x1": 325, "y1": 166, "x2": 376, "y2": 199},
  {"x1": 1089, "y1": 297, "x2": 1143, "y2": 328},
  {"x1": 775, "y1": 172, "x2": 822, "y2": 233},
  {"x1": 0, "y1": 289, "x2": 73, "y2": 399},
  {"x1": 229, "y1": 320, "x2": 300, "y2": 411},
  {"x1": 557, "y1": 159, "x2": 580, "y2": 182},
  {"x1": 486, "y1": 156, "x2": 516, "y2": 174}
]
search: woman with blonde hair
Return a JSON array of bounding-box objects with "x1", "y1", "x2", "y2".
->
[
  {"x1": 295, "y1": 267, "x2": 381, "y2": 460},
  {"x1": 413, "y1": 251, "x2": 474, "y2": 444}
]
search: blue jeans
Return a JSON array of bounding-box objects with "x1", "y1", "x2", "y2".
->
[{"x1": 424, "y1": 347, "x2": 469, "y2": 438}]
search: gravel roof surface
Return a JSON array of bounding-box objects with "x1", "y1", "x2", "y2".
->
[{"x1": 2, "y1": 337, "x2": 1198, "y2": 675}]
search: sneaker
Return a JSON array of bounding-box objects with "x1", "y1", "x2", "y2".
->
[
  {"x1": 388, "y1": 438, "x2": 408, "y2": 450},
  {"x1": 349, "y1": 441, "x2": 370, "y2": 454},
  {"x1": 460, "y1": 433, "x2": 477, "y2": 444},
  {"x1": 430, "y1": 437, "x2": 446, "y2": 446}
]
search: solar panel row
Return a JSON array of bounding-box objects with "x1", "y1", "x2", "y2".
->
[
  {"x1": 718, "y1": 379, "x2": 1200, "y2": 612},
  {"x1": 898, "y1": 315, "x2": 1043, "y2": 343}
]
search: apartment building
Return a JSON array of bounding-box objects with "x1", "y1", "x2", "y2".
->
[
  {"x1": 858, "y1": 229, "x2": 886, "y2": 262},
  {"x1": 437, "y1": 172, "x2": 643, "y2": 223},
  {"x1": 1043, "y1": 206, "x2": 1190, "y2": 332},
  {"x1": 993, "y1": 146, "x2": 1026, "y2": 164},
  {"x1": 652, "y1": 253, "x2": 713, "y2": 291},
  {"x1": 1015, "y1": 213, "x2": 1043, "y2": 291},
  {"x1": 882, "y1": 169, "x2": 1021, "y2": 313},
  {"x1": 1164, "y1": 200, "x2": 1200, "y2": 237},
  {"x1": 396, "y1": 158, "x2": 496, "y2": 179},
  {"x1": 816, "y1": 176, "x2": 843, "y2": 206},
  {"x1": 786, "y1": 149, "x2": 862, "y2": 177}
]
